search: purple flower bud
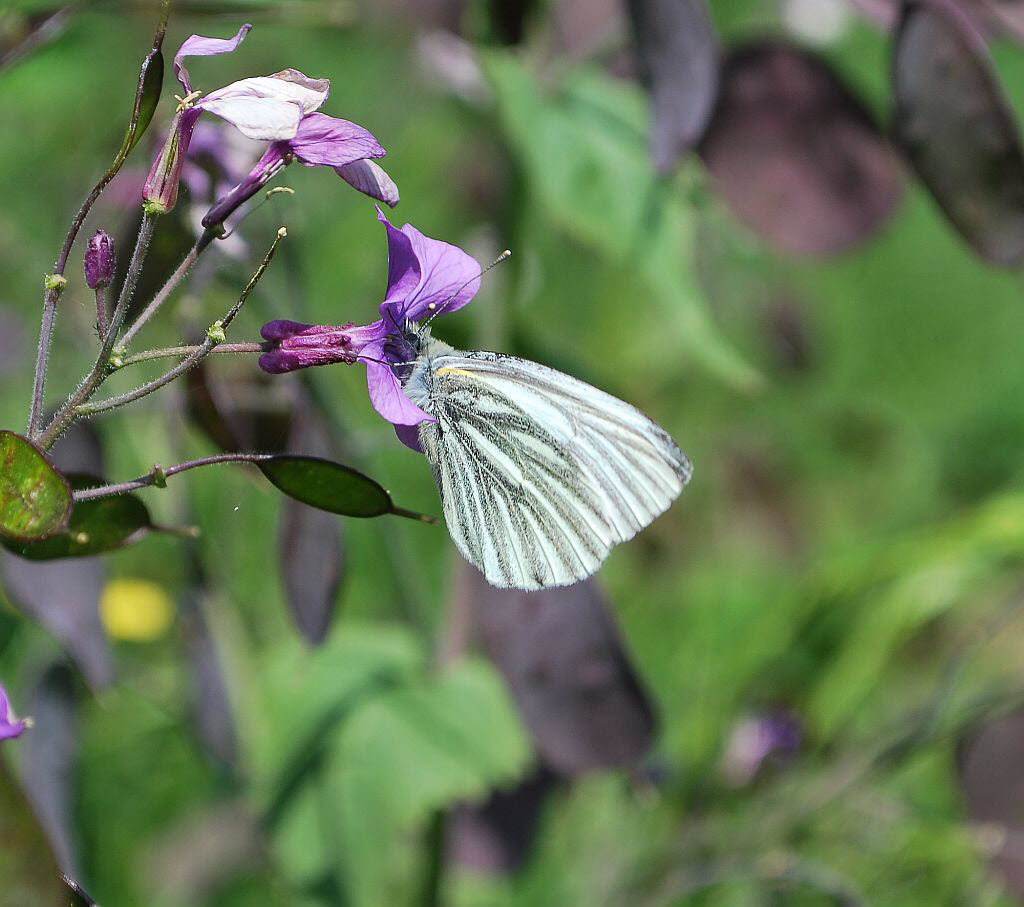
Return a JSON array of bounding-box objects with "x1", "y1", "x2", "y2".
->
[
  {"x1": 0, "y1": 684, "x2": 28, "y2": 743},
  {"x1": 143, "y1": 108, "x2": 201, "y2": 214},
  {"x1": 84, "y1": 230, "x2": 116, "y2": 289}
]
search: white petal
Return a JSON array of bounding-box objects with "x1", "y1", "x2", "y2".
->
[
  {"x1": 205, "y1": 74, "x2": 329, "y2": 116},
  {"x1": 200, "y1": 96, "x2": 301, "y2": 141}
]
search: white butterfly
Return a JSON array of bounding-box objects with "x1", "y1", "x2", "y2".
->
[{"x1": 401, "y1": 326, "x2": 692, "y2": 590}]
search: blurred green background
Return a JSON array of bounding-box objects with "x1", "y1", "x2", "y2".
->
[{"x1": 4, "y1": 0, "x2": 1024, "y2": 904}]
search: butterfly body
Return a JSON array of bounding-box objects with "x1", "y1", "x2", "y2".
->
[{"x1": 402, "y1": 327, "x2": 692, "y2": 590}]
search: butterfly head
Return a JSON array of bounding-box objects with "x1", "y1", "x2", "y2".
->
[{"x1": 382, "y1": 319, "x2": 430, "y2": 384}]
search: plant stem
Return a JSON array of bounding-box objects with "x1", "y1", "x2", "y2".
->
[
  {"x1": 73, "y1": 453, "x2": 276, "y2": 502},
  {"x1": 38, "y1": 210, "x2": 159, "y2": 447},
  {"x1": 95, "y1": 286, "x2": 109, "y2": 341},
  {"x1": 56, "y1": 227, "x2": 286, "y2": 430},
  {"x1": 120, "y1": 226, "x2": 218, "y2": 349},
  {"x1": 119, "y1": 342, "x2": 265, "y2": 368},
  {"x1": 26, "y1": 2, "x2": 170, "y2": 437}
]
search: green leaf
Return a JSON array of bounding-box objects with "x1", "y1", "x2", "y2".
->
[
  {"x1": 327, "y1": 658, "x2": 530, "y2": 907},
  {"x1": 485, "y1": 53, "x2": 761, "y2": 391},
  {"x1": 0, "y1": 761, "x2": 67, "y2": 907},
  {"x1": 5, "y1": 485, "x2": 154, "y2": 560},
  {"x1": 259, "y1": 455, "x2": 435, "y2": 523},
  {"x1": 0, "y1": 431, "x2": 72, "y2": 543}
]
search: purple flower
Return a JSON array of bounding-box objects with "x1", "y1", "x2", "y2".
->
[
  {"x1": 84, "y1": 230, "x2": 116, "y2": 289},
  {"x1": 0, "y1": 684, "x2": 29, "y2": 742},
  {"x1": 260, "y1": 209, "x2": 480, "y2": 435},
  {"x1": 143, "y1": 25, "x2": 393, "y2": 217},
  {"x1": 720, "y1": 710, "x2": 802, "y2": 787}
]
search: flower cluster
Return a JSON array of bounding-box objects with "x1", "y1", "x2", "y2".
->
[{"x1": 144, "y1": 24, "x2": 397, "y2": 221}]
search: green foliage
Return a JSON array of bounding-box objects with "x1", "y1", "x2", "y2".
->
[{"x1": 0, "y1": 431, "x2": 72, "y2": 542}]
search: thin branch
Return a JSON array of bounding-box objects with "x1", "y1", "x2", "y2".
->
[
  {"x1": 73, "y1": 453, "x2": 276, "y2": 502},
  {"x1": 38, "y1": 210, "x2": 160, "y2": 447},
  {"x1": 120, "y1": 226, "x2": 219, "y2": 349},
  {"x1": 26, "y1": 1, "x2": 170, "y2": 437},
  {"x1": 94, "y1": 286, "x2": 109, "y2": 341},
  {"x1": 118, "y1": 342, "x2": 265, "y2": 368},
  {"x1": 69, "y1": 227, "x2": 286, "y2": 421}
]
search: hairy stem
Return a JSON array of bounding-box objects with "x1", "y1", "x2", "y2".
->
[
  {"x1": 73, "y1": 453, "x2": 276, "y2": 502},
  {"x1": 60, "y1": 227, "x2": 286, "y2": 427},
  {"x1": 38, "y1": 210, "x2": 159, "y2": 447},
  {"x1": 120, "y1": 226, "x2": 218, "y2": 349},
  {"x1": 118, "y1": 342, "x2": 265, "y2": 368},
  {"x1": 95, "y1": 286, "x2": 109, "y2": 341},
  {"x1": 26, "y1": 1, "x2": 170, "y2": 436}
]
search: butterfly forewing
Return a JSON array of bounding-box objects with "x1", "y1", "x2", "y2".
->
[{"x1": 412, "y1": 341, "x2": 692, "y2": 590}]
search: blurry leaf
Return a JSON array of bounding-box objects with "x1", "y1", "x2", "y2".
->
[
  {"x1": 186, "y1": 363, "x2": 294, "y2": 455},
  {"x1": 699, "y1": 42, "x2": 903, "y2": 257},
  {"x1": 48, "y1": 423, "x2": 104, "y2": 479},
  {"x1": 277, "y1": 397, "x2": 346, "y2": 645},
  {"x1": 0, "y1": 430, "x2": 72, "y2": 542},
  {"x1": 0, "y1": 306, "x2": 29, "y2": 377},
  {"x1": 464, "y1": 569, "x2": 657, "y2": 774},
  {"x1": 486, "y1": 53, "x2": 760, "y2": 390},
  {"x1": 958, "y1": 709, "x2": 1024, "y2": 896},
  {"x1": 626, "y1": 0, "x2": 718, "y2": 171},
  {"x1": 893, "y1": 0, "x2": 1024, "y2": 266},
  {"x1": 0, "y1": 553, "x2": 112, "y2": 690},
  {"x1": 21, "y1": 663, "x2": 78, "y2": 876},
  {"x1": 279, "y1": 499, "x2": 344, "y2": 645},
  {"x1": 259, "y1": 455, "x2": 434, "y2": 523},
  {"x1": 6, "y1": 488, "x2": 155, "y2": 560},
  {"x1": 328, "y1": 657, "x2": 530, "y2": 906},
  {"x1": 258, "y1": 625, "x2": 422, "y2": 825},
  {"x1": 180, "y1": 552, "x2": 237, "y2": 766},
  {"x1": 447, "y1": 763, "x2": 557, "y2": 875},
  {"x1": 0, "y1": 760, "x2": 67, "y2": 906}
]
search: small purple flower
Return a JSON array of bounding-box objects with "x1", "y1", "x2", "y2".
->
[
  {"x1": 143, "y1": 25, "x2": 393, "y2": 218},
  {"x1": 260, "y1": 209, "x2": 480, "y2": 434},
  {"x1": 0, "y1": 684, "x2": 29, "y2": 742},
  {"x1": 720, "y1": 710, "x2": 802, "y2": 787},
  {"x1": 84, "y1": 230, "x2": 116, "y2": 289}
]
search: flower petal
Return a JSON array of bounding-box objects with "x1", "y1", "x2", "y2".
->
[
  {"x1": 394, "y1": 422, "x2": 425, "y2": 453},
  {"x1": 378, "y1": 212, "x2": 481, "y2": 323},
  {"x1": 290, "y1": 112, "x2": 386, "y2": 167},
  {"x1": 174, "y1": 24, "x2": 252, "y2": 93},
  {"x1": 199, "y1": 96, "x2": 302, "y2": 141},
  {"x1": 338, "y1": 159, "x2": 400, "y2": 207},
  {"x1": 366, "y1": 357, "x2": 432, "y2": 426},
  {"x1": 203, "y1": 71, "x2": 329, "y2": 118}
]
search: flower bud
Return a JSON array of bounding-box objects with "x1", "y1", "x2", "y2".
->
[
  {"x1": 143, "y1": 108, "x2": 200, "y2": 214},
  {"x1": 84, "y1": 230, "x2": 116, "y2": 289}
]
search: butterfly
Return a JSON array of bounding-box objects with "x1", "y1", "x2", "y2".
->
[{"x1": 399, "y1": 325, "x2": 692, "y2": 590}]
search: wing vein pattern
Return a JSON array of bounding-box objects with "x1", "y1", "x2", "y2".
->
[{"x1": 414, "y1": 347, "x2": 692, "y2": 590}]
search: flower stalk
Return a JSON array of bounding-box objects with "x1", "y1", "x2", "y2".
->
[{"x1": 69, "y1": 228, "x2": 286, "y2": 422}]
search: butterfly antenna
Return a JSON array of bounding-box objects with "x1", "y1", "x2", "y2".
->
[{"x1": 418, "y1": 250, "x2": 511, "y2": 336}]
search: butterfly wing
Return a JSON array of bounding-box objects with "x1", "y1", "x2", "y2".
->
[{"x1": 415, "y1": 349, "x2": 692, "y2": 590}]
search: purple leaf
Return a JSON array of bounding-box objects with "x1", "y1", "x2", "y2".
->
[
  {"x1": 893, "y1": 0, "x2": 1024, "y2": 266},
  {"x1": 626, "y1": 0, "x2": 718, "y2": 171},
  {"x1": 181, "y1": 580, "x2": 238, "y2": 767},
  {"x1": 464, "y1": 569, "x2": 656, "y2": 774},
  {"x1": 21, "y1": 664, "x2": 79, "y2": 877},
  {"x1": 699, "y1": 41, "x2": 903, "y2": 257},
  {"x1": 0, "y1": 555, "x2": 112, "y2": 690},
  {"x1": 447, "y1": 764, "x2": 557, "y2": 875},
  {"x1": 958, "y1": 709, "x2": 1024, "y2": 895},
  {"x1": 278, "y1": 403, "x2": 345, "y2": 646}
]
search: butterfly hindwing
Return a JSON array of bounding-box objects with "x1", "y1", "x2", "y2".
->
[{"x1": 413, "y1": 345, "x2": 692, "y2": 590}]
